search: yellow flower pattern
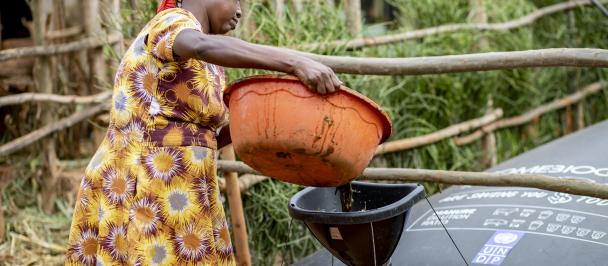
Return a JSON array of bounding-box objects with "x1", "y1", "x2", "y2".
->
[{"x1": 66, "y1": 8, "x2": 234, "y2": 266}]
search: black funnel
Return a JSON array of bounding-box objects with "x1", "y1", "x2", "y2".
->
[{"x1": 288, "y1": 182, "x2": 425, "y2": 266}]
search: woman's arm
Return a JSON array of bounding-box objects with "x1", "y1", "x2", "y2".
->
[{"x1": 173, "y1": 29, "x2": 341, "y2": 94}]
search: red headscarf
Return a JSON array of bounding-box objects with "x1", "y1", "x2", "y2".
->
[{"x1": 157, "y1": 0, "x2": 178, "y2": 13}]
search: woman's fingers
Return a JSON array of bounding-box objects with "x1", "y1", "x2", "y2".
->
[
  {"x1": 293, "y1": 60, "x2": 341, "y2": 95},
  {"x1": 316, "y1": 76, "x2": 327, "y2": 94},
  {"x1": 324, "y1": 73, "x2": 336, "y2": 93},
  {"x1": 331, "y1": 72, "x2": 342, "y2": 90}
]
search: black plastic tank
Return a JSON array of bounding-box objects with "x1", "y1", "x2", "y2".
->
[
  {"x1": 297, "y1": 120, "x2": 608, "y2": 265},
  {"x1": 289, "y1": 182, "x2": 424, "y2": 266}
]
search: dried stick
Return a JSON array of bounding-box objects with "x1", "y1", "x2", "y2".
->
[
  {"x1": 344, "y1": 0, "x2": 363, "y2": 37},
  {"x1": 3, "y1": 43, "x2": 608, "y2": 76},
  {"x1": 298, "y1": 0, "x2": 597, "y2": 50},
  {"x1": 455, "y1": 81, "x2": 606, "y2": 145},
  {"x1": 0, "y1": 166, "x2": 15, "y2": 240},
  {"x1": 216, "y1": 160, "x2": 608, "y2": 200},
  {"x1": 375, "y1": 109, "x2": 503, "y2": 154},
  {"x1": 469, "y1": 0, "x2": 498, "y2": 167},
  {"x1": 0, "y1": 32, "x2": 122, "y2": 62},
  {"x1": 0, "y1": 104, "x2": 108, "y2": 157},
  {"x1": 297, "y1": 48, "x2": 608, "y2": 76},
  {"x1": 0, "y1": 91, "x2": 111, "y2": 107},
  {"x1": 361, "y1": 168, "x2": 608, "y2": 200},
  {"x1": 84, "y1": 0, "x2": 108, "y2": 87},
  {"x1": 218, "y1": 174, "x2": 270, "y2": 193},
  {"x1": 46, "y1": 26, "x2": 82, "y2": 40},
  {"x1": 9, "y1": 233, "x2": 66, "y2": 253},
  {"x1": 219, "y1": 145, "x2": 252, "y2": 266}
]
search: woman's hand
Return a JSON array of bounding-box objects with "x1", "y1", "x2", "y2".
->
[{"x1": 292, "y1": 57, "x2": 342, "y2": 95}]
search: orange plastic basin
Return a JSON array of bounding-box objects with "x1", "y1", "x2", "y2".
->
[{"x1": 224, "y1": 75, "x2": 391, "y2": 187}]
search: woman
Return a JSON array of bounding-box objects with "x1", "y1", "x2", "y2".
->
[{"x1": 65, "y1": 0, "x2": 341, "y2": 265}]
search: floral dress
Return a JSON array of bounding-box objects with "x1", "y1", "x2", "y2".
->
[{"x1": 66, "y1": 8, "x2": 235, "y2": 266}]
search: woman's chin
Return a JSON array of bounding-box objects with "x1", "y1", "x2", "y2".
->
[{"x1": 227, "y1": 23, "x2": 237, "y2": 32}]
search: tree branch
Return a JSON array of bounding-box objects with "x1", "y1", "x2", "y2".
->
[
  {"x1": 0, "y1": 103, "x2": 108, "y2": 157},
  {"x1": 298, "y1": 0, "x2": 597, "y2": 50},
  {"x1": 217, "y1": 160, "x2": 608, "y2": 200},
  {"x1": 218, "y1": 174, "x2": 270, "y2": 193},
  {"x1": 297, "y1": 48, "x2": 608, "y2": 76},
  {"x1": 9, "y1": 233, "x2": 66, "y2": 253},
  {"x1": 0, "y1": 91, "x2": 111, "y2": 107},
  {"x1": 0, "y1": 32, "x2": 122, "y2": 62},
  {"x1": 455, "y1": 81, "x2": 606, "y2": 145},
  {"x1": 362, "y1": 168, "x2": 608, "y2": 200},
  {"x1": 46, "y1": 25, "x2": 83, "y2": 40},
  {"x1": 375, "y1": 108, "x2": 503, "y2": 154}
]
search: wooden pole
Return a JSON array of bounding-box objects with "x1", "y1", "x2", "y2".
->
[
  {"x1": 0, "y1": 104, "x2": 108, "y2": 157},
  {"x1": 31, "y1": 0, "x2": 59, "y2": 214},
  {"x1": 469, "y1": 0, "x2": 497, "y2": 167},
  {"x1": 0, "y1": 33, "x2": 122, "y2": 62},
  {"x1": 272, "y1": 0, "x2": 285, "y2": 28},
  {"x1": 84, "y1": 0, "x2": 108, "y2": 89},
  {"x1": 564, "y1": 1, "x2": 576, "y2": 135},
  {"x1": 0, "y1": 91, "x2": 111, "y2": 107},
  {"x1": 216, "y1": 160, "x2": 608, "y2": 200},
  {"x1": 220, "y1": 145, "x2": 252, "y2": 266},
  {"x1": 569, "y1": 1, "x2": 586, "y2": 131},
  {"x1": 576, "y1": 96, "x2": 585, "y2": 129},
  {"x1": 0, "y1": 193, "x2": 3, "y2": 241},
  {"x1": 2, "y1": 44, "x2": 608, "y2": 76},
  {"x1": 375, "y1": 109, "x2": 502, "y2": 155},
  {"x1": 218, "y1": 174, "x2": 270, "y2": 193},
  {"x1": 0, "y1": 11, "x2": 3, "y2": 49},
  {"x1": 0, "y1": 167, "x2": 14, "y2": 241},
  {"x1": 455, "y1": 81, "x2": 606, "y2": 145},
  {"x1": 565, "y1": 105, "x2": 575, "y2": 134},
  {"x1": 293, "y1": 48, "x2": 608, "y2": 76},
  {"x1": 481, "y1": 99, "x2": 498, "y2": 166},
  {"x1": 344, "y1": 0, "x2": 363, "y2": 37},
  {"x1": 45, "y1": 26, "x2": 83, "y2": 40},
  {"x1": 102, "y1": 0, "x2": 123, "y2": 64}
]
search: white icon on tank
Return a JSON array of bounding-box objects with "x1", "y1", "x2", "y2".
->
[
  {"x1": 493, "y1": 208, "x2": 520, "y2": 216},
  {"x1": 570, "y1": 215, "x2": 586, "y2": 224},
  {"x1": 528, "y1": 221, "x2": 544, "y2": 231},
  {"x1": 520, "y1": 209, "x2": 536, "y2": 217},
  {"x1": 538, "y1": 210, "x2": 554, "y2": 220},
  {"x1": 509, "y1": 219, "x2": 526, "y2": 228},
  {"x1": 555, "y1": 213, "x2": 571, "y2": 222},
  {"x1": 548, "y1": 193, "x2": 572, "y2": 204},
  {"x1": 591, "y1": 231, "x2": 606, "y2": 240},
  {"x1": 561, "y1": 226, "x2": 576, "y2": 235},
  {"x1": 576, "y1": 228, "x2": 591, "y2": 237},
  {"x1": 547, "y1": 223, "x2": 561, "y2": 233},
  {"x1": 494, "y1": 232, "x2": 519, "y2": 244},
  {"x1": 483, "y1": 219, "x2": 508, "y2": 227}
]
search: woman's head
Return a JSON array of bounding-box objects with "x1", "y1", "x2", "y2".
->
[{"x1": 162, "y1": 0, "x2": 241, "y2": 35}]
